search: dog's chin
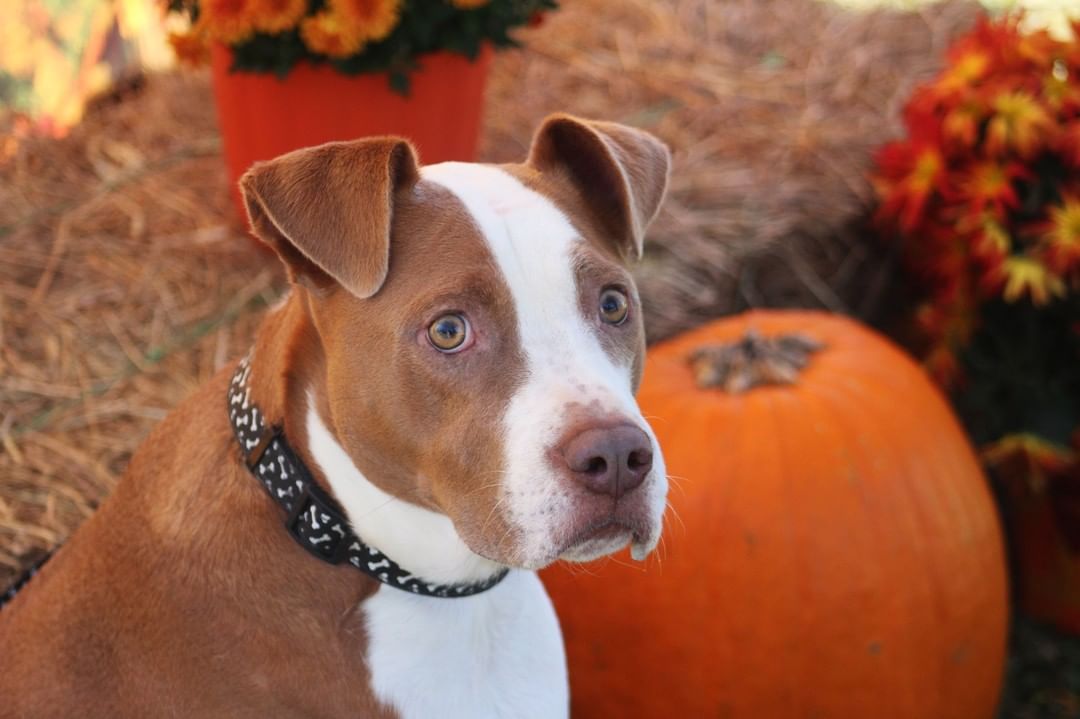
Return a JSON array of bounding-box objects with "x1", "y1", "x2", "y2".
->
[
  {"x1": 556, "y1": 518, "x2": 660, "y2": 564},
  {"x1": 500, "y1": 522, "x2": 660, "y2": 570},
  {"x1": 484, "y1": 500, "x2": 665, "y2": 570},
  {"x1": 558, "y1": 533, "x2": 632, "y2": 563}
]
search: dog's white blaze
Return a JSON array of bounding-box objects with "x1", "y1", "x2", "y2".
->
[
  {"x1": 307, "y1": 403, "x2": 568, "y2": 717},
  {"x1": 305, "y1": 401, "x2": 501, "y2": 585},
  {"x1": 422, "y1": 162, "x2": 667, "y2": 568},
  {"x1": 362, "y1": 571, "x2": 568, "y2": 719}
]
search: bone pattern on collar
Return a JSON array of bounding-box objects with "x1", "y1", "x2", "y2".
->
[{"x1": 227, "y1": 355, "x2": 509, "y2": 598}]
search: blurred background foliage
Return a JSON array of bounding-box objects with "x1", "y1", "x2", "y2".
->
[
  {"x1": 1, "y1": 1, "x2": 1078, "y2": 138},
  {"x1": 838, "y1": 0, "x2": 1079, "y2": 37},
  {"x1": 0, "y1": 0, "x2": 173, "y2": 137}
]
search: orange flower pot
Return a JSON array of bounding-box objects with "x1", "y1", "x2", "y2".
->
[{"x1": 210, "y1": 44, "x2": 492, "y2": 219}]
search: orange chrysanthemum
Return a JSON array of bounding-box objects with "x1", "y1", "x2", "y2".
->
[
  {"x1": 251, "y1": 0, "x2": 308, "y2": 34},
  {"x1": 871, "y1": 14, "x2": 1079, "y2": 463},
  {"x1": 1043, "y1": 71, "x2": 1080, "y2": 114},
  {"x1": 958, "y1": 161, "x2": 1029, "y2": 217},
  {"x1": 963, "y1": 214, "x2": 1012, "y2": 271},
  {"x1": 942, "y1": 104, "x2": 982, "y2": 149},
  {"x1": 983, "y1": 433, "x2": 1076, "y2": 490},
  {"x1": 450, "y1": 0, "x2": 490, "y2": 8},
  {"x1": 300, "y1": 11, "x2": 367, "y2": 57},
  {"x1": 168, "y1": 29, "x2": 209, "y2": 66},
  {"x1": 1012, "y1": 29, "x2": 1059, "y2": 72},
  {"x1": 331, "y1": 0, "x2": 403, "y2": 42},
  {"x1": 200, "y1": 0, "x2": 257, "y2": 44},
  {"x1": 994, "y1": 256, "x2": 1066, "y2": 305},
  {"x1": 985, "y1": 91, "x2": 1053, "y2": 158},
  {"x1": 934, "y1": 48, "x2": 990, "y2": 97},
  {"x1": 1041, "y1": 196, "x2": 1080, "y2": 276},
  {"x1": 874, "y1": 143, "x2": 947, "y2": 231}
]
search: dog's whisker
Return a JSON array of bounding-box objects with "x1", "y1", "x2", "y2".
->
[
  {"x1": 654, "y1": 533, "x2": 669, "y2": 569},
  {"x1": 460, "y1": 478, "x2": 508, "y2": 499},
  {"x1": 478, "y1": 495, "x2": 511, "y2": 536},
  {"x1": 665, "y1": 473, "x2": 689, "y2": 493},
  {"x1": 664, "y1": 498, "x2": 687, "y2": 535}
]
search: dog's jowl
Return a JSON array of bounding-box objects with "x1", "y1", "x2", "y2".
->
[{"x1": 0, "y1": 114, "x2": 671, "y2": 719}]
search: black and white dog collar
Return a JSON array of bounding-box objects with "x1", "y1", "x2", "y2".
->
[{"x1": 227, "y1": 356, "x2": 509, "y2": 598}]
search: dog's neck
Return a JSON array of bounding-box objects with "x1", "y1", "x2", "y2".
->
[{"x1": 244, "y1": 291, "x2": 507, "y2": 588}]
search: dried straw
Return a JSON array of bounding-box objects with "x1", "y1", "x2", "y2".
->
[
  {"x1": 481, "y1": 0, "x2": 981, "y2": 341},
  {"x1": 0, "y1": 0, "x2": 980, "y2": 583},
  {"x1": 0, "y1": 73, "x2": 281, "y2": 581}
]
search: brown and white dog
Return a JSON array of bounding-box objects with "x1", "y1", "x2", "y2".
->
[{"x1": 0, "y1": 114, "x2": 670, "y2": 718}]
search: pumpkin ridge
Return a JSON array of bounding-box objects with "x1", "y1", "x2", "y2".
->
[
  {"x1": 802, "y1": 374, "x2": 930, "y2": 710},
  {"x1": 769, "y1": 388, "x2": 819, "y2": 706},
  {"x1": 833, "y1": 363, "x2": 1004, "y2": 712}
]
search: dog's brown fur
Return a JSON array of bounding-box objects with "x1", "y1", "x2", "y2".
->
[
  {"x1": 0, "y1": 298, "x2": 395, "y2": 717},
  {"x1": 0, "y1": 115, "x2": 670, "y2": 717}
]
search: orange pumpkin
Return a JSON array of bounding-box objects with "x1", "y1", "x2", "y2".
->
[{"x1": 542, "y1": 310, "x2": 1008, "y2": 719}]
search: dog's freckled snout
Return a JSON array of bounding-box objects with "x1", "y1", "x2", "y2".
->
[{"x1": 561, "y1": 425, "x2": 653, "y2": 499}]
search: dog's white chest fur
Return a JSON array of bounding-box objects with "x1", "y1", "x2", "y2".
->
[
  {"x1": 363, "y1": 571, "x2": 568, "y2": 719},
  {"x1": 304, "y1": 405, "x2": 568, "y2": 718}
]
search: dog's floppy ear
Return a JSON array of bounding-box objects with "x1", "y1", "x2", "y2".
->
[
  {"x1": 527, "y1": 114, "x2": 670, "y2": 262},
  {"x1": 240, "y1": 138, "x2": 420, "y2": 298}
]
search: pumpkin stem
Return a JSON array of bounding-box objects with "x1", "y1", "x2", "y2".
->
[{"x1": 689, "y1": 329, "x2": 824, "y2": 393}]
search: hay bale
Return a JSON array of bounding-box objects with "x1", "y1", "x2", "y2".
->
[
  {"x1": 0, "y1": 73, "x2": 282, "y2": 582},
  {"x1": 0, "y1": 0, "x2": 981, "y2": 584},
  {"x1": 481, "y1": 0, "x2": 982, "y2": 342}
]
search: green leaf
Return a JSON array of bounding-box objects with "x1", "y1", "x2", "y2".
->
[{"x1": 388, "y1": 70, "x2": 411, "y2": 96}]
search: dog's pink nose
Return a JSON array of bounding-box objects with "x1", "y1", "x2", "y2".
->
[{"x1": 561, "y1": 425, "x2": 653, "y2": 499}]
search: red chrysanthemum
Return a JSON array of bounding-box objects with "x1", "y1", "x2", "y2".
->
[
  {"x1": 1057, "y1": 121, "x2": 1080, "y2": 168},
  {"x1": 874, "y1": 143, "x2": 947, "y2": 231},
  {"x1": 957, "y1": 161, "x2": 1030, "y2": 217}
]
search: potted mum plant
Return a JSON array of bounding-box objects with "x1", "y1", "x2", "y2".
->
[
  {"x1": 873, "y1": 15, "x2": 1080, "y2": 633},
  {"x1": 166, "y1": 0, "x2": 555, "y2": 212}
]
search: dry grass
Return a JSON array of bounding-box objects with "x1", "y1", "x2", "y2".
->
[
  {"x1": 0, "y1": 74, "x2": 281, "y2": 581},
  {"x1": 481, "y1": 0, "x2": 981, "y2": 340},
  {"x1": 0, "y1": 0, "x2": 981, "y2": 585}
]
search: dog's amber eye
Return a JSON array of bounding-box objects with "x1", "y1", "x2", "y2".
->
[
  {"x1": 599, "y1": 288, "x2": 629, "y2": 325},
  {"x1": 428, "y1": 314, "x2": 470, "y2": 352}
]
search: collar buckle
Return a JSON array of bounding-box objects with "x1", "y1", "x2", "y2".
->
[{"x1": 284, "y1": 483, "x2": 351, "y2": 565}]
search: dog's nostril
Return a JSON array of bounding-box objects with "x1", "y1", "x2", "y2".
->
[
  {"x1": 627, "y1": 449, "x2": 652, "y2": 471},
  {"x1": 585, "y1": 456, "x2": 608, "y2": 475}
]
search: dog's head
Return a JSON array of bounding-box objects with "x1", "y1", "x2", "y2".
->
[{"x1": 241, "y1": 115, "x2": 670, "y2": 572}]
